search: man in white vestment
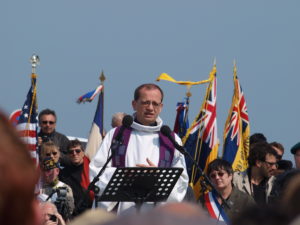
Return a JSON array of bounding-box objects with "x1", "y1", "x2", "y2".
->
[{"x1": 89, "y1": 83, "x2": 188, "y2": 214}]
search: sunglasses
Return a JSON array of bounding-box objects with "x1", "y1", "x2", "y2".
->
[
  {"x1": 209, "y1": 172, "x2": 225, "y2": 179},
  {"x1": 46, "y1": 152, "x2": 58, "y2": 157},
  {"x1": 42, "y1": 121, "x2": 55, "y2": 125},
  {"x1": 68, "y1": 149, "x2": 82, "y2": 154}
]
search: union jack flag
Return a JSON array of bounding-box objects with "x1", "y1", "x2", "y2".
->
[
  {"x1": 16, "y1": 73, "x2": 39, "y2": 165},
  {"x1": 173, "y1": 97, "x2": 189, "y2": 139},
  {"x1": 222, "y1": 64, "x2": 250, "y2": 171},
  {"x1": 182, "y1": 65, "x2": 219, "y2": 199}
]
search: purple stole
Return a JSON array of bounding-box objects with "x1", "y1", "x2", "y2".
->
[{"x1": 112, "y1": 126, "x2": 175, "y2": 168}]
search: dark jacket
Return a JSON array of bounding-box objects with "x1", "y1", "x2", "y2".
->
[{"x1": 200, "y1": 186, "x2": 255, "y2": 222}]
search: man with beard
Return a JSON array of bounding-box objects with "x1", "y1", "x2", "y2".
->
[{"x1": 233, "y1": 142, "x2": 278, "y2": 205}]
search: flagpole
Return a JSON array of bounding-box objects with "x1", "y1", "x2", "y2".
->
[{"x1": 99, "y1": 70, "x2": 106, "y2": 138}]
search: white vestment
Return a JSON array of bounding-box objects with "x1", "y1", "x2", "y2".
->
[{"x1": 89, "y1": 116, "x2": 189, "y2": 214}]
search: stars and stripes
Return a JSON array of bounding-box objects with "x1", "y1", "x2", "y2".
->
[{"x1": 16, "y1": 74, "x2": 39, "y2": 164}]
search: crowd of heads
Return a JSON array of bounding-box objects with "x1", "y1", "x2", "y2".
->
[{"x1": 2, "y1": 82, "x2": 300, "y2": 225}]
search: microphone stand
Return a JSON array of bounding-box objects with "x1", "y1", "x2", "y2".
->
[
  {"x1": 178, "y1": 146, "x2": 230, "y2": 210},
  {"x1": 86, "y1": 139, "x2": 121, "y2": 208}
]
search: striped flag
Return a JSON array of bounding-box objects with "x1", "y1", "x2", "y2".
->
[
  {"x1": 16, "y1": 73, "x2": 39, "y2": 165},
  {"x1": 173, "y1": 97, "x2": 189, "y2": 139},
  {"x1": 182, "y1": 64, "x2": 219, "y2": 199},
  {"x1": 77, "y1": 85, "x2": 103, "y2": 103},
  {"x1": 222, "y1": 64, "x2": 250, "y2": 171},
  {"x1": 82, "y1": 85, "x2": 104, "y2": 160}
]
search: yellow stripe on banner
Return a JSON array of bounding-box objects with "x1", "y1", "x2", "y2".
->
[{"x1": 156, "y1": 73, "x2": 211, "y2": 86}]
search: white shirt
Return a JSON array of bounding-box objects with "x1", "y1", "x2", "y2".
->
[{"x1": 89, "y1": 116, "x2": 189, "y2": 214}]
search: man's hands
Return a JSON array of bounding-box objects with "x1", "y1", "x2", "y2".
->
[{"x1": 136, "y1": 158, "x2": 156, "y2": 167}]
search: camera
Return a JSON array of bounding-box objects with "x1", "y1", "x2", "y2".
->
[
  {"x1": 49, "y1": 214, "x2": 57, "y2": 222},
  {"x1": 42, "y1": 135, "x2": 52, "y2": 143},
  {"x1": 54, "y1": 187, "x2": 70, "y2": 221}
]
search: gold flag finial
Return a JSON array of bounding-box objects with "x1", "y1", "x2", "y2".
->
[{"x1": 100, "y1": 70, "x2": 106, "y2": 84}]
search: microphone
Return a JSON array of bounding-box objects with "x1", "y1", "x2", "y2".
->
[
  {"x1": 160, "y1": 125, "x2": 186, "y2": 155},
  {"x1": 111, "y1": 115, "x2": 133, "y2": 149}
]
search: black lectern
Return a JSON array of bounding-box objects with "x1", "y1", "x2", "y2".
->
[{"x1": 98, "y1": 167, "x2": 183, "y2": 212}]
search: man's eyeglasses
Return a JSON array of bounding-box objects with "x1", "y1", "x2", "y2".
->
[
  {"x1": 42, "y1": 121, "x2": 55, "y2": 125},
  {"x1": 140, "y1": 100, "x2": 162, "y2": 108},
  {"x1": 263, "y1": 160, "x2": 278, "y2": 168},
  {"x1": 68, "y1": 149, "x2": 82, "y2": 154},
  {"x1": 209, "y1": 171, "x2": 225, "y2": 179},
  {"x1": 46, "y1": 152, "x2": 58, "y2": 157}
]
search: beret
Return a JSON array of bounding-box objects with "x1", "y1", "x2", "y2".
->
[{"x1": 291, "y1": 142, "x2": 300, "y2": 154}]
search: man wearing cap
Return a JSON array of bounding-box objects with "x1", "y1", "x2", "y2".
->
[
  {"x1": 89, "y1": 83, "x2": 188, "y2": 214},
  {"x1": 39, "y1": 157, "x2": 75, "y2": 221},
  {"x1": 291, "y1": 142, "x2": 300, "y2": 169}
]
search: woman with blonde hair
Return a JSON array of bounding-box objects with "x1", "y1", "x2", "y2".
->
[{"x1": 40, "y1": 141, "x2": 61, "y2": 164}]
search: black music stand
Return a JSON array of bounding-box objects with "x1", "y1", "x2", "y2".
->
[{"x1": 98, "y1": 167, "x2": 183, "y2": 212}]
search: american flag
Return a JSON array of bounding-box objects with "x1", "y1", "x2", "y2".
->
[
  {"x1": 182, "y1": 65, "x2": 219, "y2": 199},
  {"x1": 222, "y1": 64, "x2": 250, "y2": 171},
  {"x1": 16, "y1": 74, "x2": 39, "y2": 164}
]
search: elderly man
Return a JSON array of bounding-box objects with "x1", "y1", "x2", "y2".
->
[
  {"x1": 290, "y1": 142, "x2": 300, "y2": 169},
  {"x1": 60, "y1": 139, "x2": 93, "y2": 216},
  {"x1": 39, "y1": 202, "x2": 66, "y2": 225},
  {"x1": 39, "y1": 158, "x2": 75, "y2": 221},
  {"x1": 233, "y1": 142, "x2": 278, "y2": 205},
  {"x1": 90, "y1": 83, "x2": 188, "y2": 214},
  {"x1": 38, "y1": 109, "x2": 70, "y2": 156}
]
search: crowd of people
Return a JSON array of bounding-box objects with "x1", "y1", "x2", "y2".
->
[{"x1": 1, "y1": 83, "x2": 300, "y2": 225}]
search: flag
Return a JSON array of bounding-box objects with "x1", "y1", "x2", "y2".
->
[
  {"x1": 16, "y1": 73, "x2": 39, "y2": 165},
  {"x1": 156, "y1": 73, "x2": 211, "y2": 86},
  {"x1": 84, "y1": 85, "x2": 104, "y2": 160},
  {"x1": 77, "y1": 85, "x2": 103, "y2": 103},
  {"x1": 222, "y1": 64, "x2": 250, "y2": 171},
  {"x1": 182, "y1": 65, "x2": 219, "y2": 199},
  {"x1": 173, "y1": 97, "x2": 189, "y2": 139}
]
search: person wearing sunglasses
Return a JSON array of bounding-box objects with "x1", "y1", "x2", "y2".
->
[
  {"x1": 199, "y1": 159, "x2": 255, "y2": 223},
  {"x1": 39, "y1": 158, "x2": 74, "y2": 222},
  {"x1": 59, "y1": 139, "x2": 94, "y2": 217},
  {"x1": 233, "y1": 142, "x2": 278, "y2": 205},
  {"x1": 40, "y1": 141, "x2": 61, "y2": 164},
  {"x1": 38, "y1": 109, "x2": 70, "y2": 161}
]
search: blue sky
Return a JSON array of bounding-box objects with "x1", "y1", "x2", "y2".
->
[{"x1": 1, "y1": 0, "x2": 299, "y2": 162}]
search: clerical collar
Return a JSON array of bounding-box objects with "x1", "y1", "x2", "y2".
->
[{"x1": 134, "y1": 118, "x2": 157, "y2": 126}]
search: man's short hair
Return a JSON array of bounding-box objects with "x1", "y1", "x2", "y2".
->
[
  {"x1": 38, "y1": 108, "x2": 57, "y2": 122},
  {"x1": 134, "y1": 83, "x2": 164, "y2": 102},
  {"x1": 248, "y1": 142, "x2": 278, "y2": 167},
  {"x1": 270, "y1": 141, "x2": 285, "y2": 154},
  {"x1": 111, "y1": 112, "x2": 126, "y2": 128},
  {"x1": 207, "y1": 158, "x2": 233, "y2": 176},
  {"x1": 250, "y1": 133, "x2": 267, "y2": 145},
  {"x1": 67, "y1": 139, "x2": 83, "y2": 151}
]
